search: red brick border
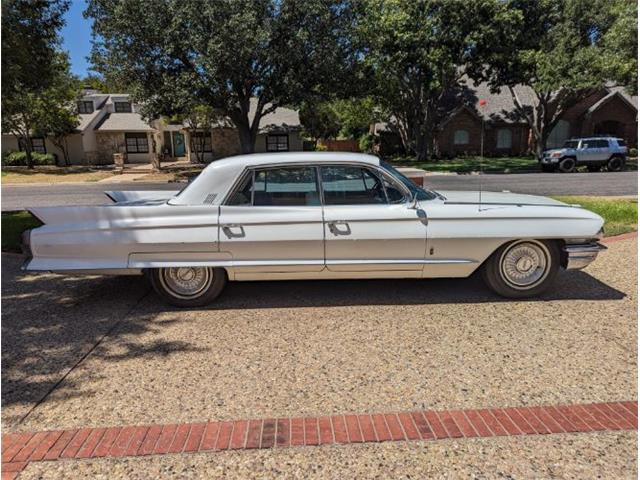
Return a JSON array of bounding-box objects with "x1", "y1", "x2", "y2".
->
[
  {"x1": 601, "y1": 231, "x2": 638, "y2": 244},
  {"x1": 1, "y1": 401, "x2": 636, "y2": 478}
]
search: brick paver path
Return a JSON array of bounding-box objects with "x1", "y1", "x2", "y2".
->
[{"x1": 2, "y1": 400, "x2": 637, "y2": 479}]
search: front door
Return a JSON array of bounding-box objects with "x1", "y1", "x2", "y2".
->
[
  {"x1": 320, "y1": 165, "x2": 428, "y2": 272},
  {"x1": 173, "y1": 132, "x2": 186, "y2": 157},
  {"x1": 219, "y1": 165, "x2": 324, "y2": 273}
]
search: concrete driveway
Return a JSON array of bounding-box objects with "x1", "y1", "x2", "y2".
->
[{"x1": 2, "y1": 237, "x2": 637, "y2": 478}]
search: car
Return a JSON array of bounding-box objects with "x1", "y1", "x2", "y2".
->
[
  {"x1": 540, "y1": 137, "x2": 628, "y2": 173},
  {"x1": 22, "y1": 152, "x2": 606, "y2": 306}
]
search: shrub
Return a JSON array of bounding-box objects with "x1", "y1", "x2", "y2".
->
[
  {"x1": 2, "y1": 151, "x2": 57, "y2": 166},
  {"x1": 314, "y1": 143, "x2": 328, "y2": 151},
  {"x1": 358, "y1": 133, "x2": 375, "y2": 153},
  {"x1": 629, "y1": 147, "x2": 637, "y2": 157}
]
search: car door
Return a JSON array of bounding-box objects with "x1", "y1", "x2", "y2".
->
[
  {"x1": 218, "y1": 165, "x2": 324, "y2": 273},
  {"x1": 320, "y1": 164, "x2": 428, "y2": 273},
  {"x1": 578, "y1": 139, "x2": 600, "y2": 162}
]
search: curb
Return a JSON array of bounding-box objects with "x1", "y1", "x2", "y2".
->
[
  {"x1": 2, "y1": 401, "x2": 636, "y2": 478},
  {"x1": 601, "y1": 231, "x2": 638, "y2": 243}
]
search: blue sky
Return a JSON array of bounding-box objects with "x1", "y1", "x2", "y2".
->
[{"x1": 61, "y1": 0, "x2": 93, "y2": 77}]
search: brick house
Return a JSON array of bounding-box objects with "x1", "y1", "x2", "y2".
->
[
  {"x1": 1, "y1": 89, "x2": 303, "y2": 165},
  {"x1": 374, "y1": 81, "x2": 638, "y2": 157}
]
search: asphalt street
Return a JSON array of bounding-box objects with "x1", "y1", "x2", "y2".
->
[{"x1": 1, "y1": 171, "x2": 637, "y2": 210}]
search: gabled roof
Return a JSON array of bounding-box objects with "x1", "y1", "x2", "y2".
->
[{"x1": 586, "y1": 89, "x2": 638, "y2": 116}]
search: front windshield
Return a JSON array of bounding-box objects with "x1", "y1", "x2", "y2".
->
[
  {"x1": 563, "y1": 140, "x2": 579, "y2": 148},
  {"x1": 380, "y1": 161, "x2": 438, "y2": 200}
]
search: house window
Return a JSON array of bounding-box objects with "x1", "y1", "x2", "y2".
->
[
  {"x1": 266, "y1": 134, "x2": 289, "y2": 152},
  {"x1": 19, "y1": 137, "x2": 46, "y2": 153},
  {"x1": 114, "y1": 102, "x2": 132, "y2": 113},
  {"x1": 125, "y1": 133, "x2": 149, "y2": 153},
  {"x1": 190, "y1": 132, "x2": 212, "y2": 152},
  {"x1": 453, "y1": 129, "x2": 469, "y2": 145},
  {"x1": 77, "y1": 101, "x2": 94, "y2": 114},
  {"x1": 496, "y1": 128, "x2": 512, "y2": 149}
]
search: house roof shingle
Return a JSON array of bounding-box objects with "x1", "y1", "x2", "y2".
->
[{"x1": 94, "y1": 113, "x2": 155, "y2": 132}]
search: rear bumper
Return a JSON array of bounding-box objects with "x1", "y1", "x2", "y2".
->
[{"x1": 564, "y1": 242, "x2": 607, "y2": 270}]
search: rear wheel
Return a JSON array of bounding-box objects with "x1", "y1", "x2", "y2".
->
[
  {"x1": 481, "y1": 239, "x2": 560, "y2": 298},
  {"x1": 607, "y1": 155, "x2": 625, "y2": 172},
  {"x1": 558, "y1": 157, "x2": 576, "y2": 173},
  {"x1": 149, "y1": 267, "x2": 227, "y2": 307}
]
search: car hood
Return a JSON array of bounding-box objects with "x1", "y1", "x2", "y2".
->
[{"x1": 438, "y1": 190, "x2": 568, "y2": 207}]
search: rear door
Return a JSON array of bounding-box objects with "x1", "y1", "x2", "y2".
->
[
  {"x1": 320, "y1": 164, "x2": 428, "y2": 273},
  {"x1": 218, "y1": 165, "x2": 324, "y2": 273}
]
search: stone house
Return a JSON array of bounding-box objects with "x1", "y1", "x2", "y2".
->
[
  {"x1": 1, "y1": 89, "x2": 303, "y2": 165},
  {"x1": 373, "y1": 81, "x2": 638, "y2": 158}
]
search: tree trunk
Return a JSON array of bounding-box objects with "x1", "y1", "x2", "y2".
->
[
  {"x1": 237, "y1": 124, "x2": 256, "y2": 154},
  {"x1": 24, "y1": 136, "x2": 34, "y2": 169}
]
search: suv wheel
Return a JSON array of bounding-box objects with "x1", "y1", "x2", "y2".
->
[
  {"x1": 558, "y1": 157, "x2": 576, "y2": 173},
  {"x1": 607, "y1": 155, "x2": 625, "y2": 172}
]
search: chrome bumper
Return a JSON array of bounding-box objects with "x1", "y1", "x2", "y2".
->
[{"x1": 564, "y1": 242, "x2": 607, "y2": 270}]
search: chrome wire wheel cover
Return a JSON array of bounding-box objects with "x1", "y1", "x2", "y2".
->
[
  {"x1": 159, "y1": 267, "x2": 213, "y2": 299},
  {"x1": 499, "y1": 241, "x2": 550, "y2": 290}
]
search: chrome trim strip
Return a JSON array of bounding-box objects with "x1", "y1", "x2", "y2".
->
[{"x1": 128, "y1": 258, "x2": 476, "y2": 268}]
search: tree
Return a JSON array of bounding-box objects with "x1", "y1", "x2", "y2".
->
[
  {"x1": 299, "y1": 101, "x2": 341, "y2": 146},
  {"x1": 358, "y1": 0, "x2": 515, "y2": 161},
  {"x1": 183, "y1": 105, "x2": 228, "y2": 164},
  {"x1": 481, "y1": 0, "x2": 634, "y2": 158},
  {"x1": 37, "y1": 67, "x2": 82, "y2": 166},
  {"x1": 2, "y1": 0, "x2": 71, "y2": 168},
  {"x1": 599, "y1": 0, "x2": 638, "y2": 95},
  {"x1": 87, "y1": 0, "x2": 358, "y2": 154}
]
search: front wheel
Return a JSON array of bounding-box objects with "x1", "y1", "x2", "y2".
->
[
  {"x1": 481, "y1": 240, "x2": 560, "y2": 298},
  {"x1": 148, "y1": 267, "x2": 227, "y2": 307},
  {"x1": 558, "y1": 157, "x2": 576, "y2": 173}
]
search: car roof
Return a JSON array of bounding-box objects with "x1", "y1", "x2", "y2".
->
[
  {"x1": 203, "y1": 151, "x2": 381, "y2": 168},
  {"x1": 568, "y1": 137, "x2": 618, "y2": 141},
  {"x1": 169, "y1": 152, "x2": 382, "y2": 206}
]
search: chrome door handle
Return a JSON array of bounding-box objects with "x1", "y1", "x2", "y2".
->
[
  {"x1": 328, "y1": 221, "x2": 351, "y2": 236},
  {"x1": 222, "y1": 224, "x2": 245, "y2": 238}
]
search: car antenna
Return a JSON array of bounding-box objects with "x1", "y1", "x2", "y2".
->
[{"x1": 478, "y1": 99, "x2": 487, "y2": 211}]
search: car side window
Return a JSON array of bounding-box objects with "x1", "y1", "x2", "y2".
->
[
  {"x1": 250, "y1": 167, "x2": 320, "y2": 206},
  {"x1": 321, "y1": 166, "x2": 387, "y2": 205},
  {"x1": 227, "y1": 173, "x2": 253, "y2": 205}
]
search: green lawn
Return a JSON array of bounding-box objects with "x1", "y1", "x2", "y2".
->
[
  {"x1": 1, "y1": 211, "x2": 42, "y2": 253},
  {"x1": 552, "y1": 196, "x2": 638, "y2": 237},
  {"x1": 389, "y1": 156, "x2": 638, "y2": 174}
]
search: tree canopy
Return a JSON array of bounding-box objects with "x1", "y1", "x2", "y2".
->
[
  {"x1": 87, "y1": 0, "x2": 359, "y2": 153},
  {"x1": 2, "y1": 0, "x2": 79, "y2": 168}
]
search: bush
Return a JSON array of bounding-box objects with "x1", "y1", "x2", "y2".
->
[
  {"x1": 358, "y1": 133, "x2": 375, "y2": 153},
  {"x1": 2, "y1": 151, "x2": 57, "y2": 166},
  {"x1": 629, "y1": 148, "x2": 637, "y2": 157},
  {"x1": 314, "y1": 143, "x2": 328, "y2": 151}
]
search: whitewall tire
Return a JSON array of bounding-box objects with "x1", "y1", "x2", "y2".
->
[
  {"x1": 149, "y1": 267, "x2": 227, "y2": 307},
  {"x1": 481, "y1": 240, "x2": 560, "y2": 298}
]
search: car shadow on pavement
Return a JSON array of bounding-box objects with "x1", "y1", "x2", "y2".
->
[
  {"x1": 1, "y1": 255, "x2": 205, "y2": 428},
  {"x1": 182, "y1": 269, "x2": 624, "y2": 311}
]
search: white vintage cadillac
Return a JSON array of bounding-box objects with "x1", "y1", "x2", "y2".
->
[{"x1": 22, "y1": 152, "x2": 606, "y2": 306}]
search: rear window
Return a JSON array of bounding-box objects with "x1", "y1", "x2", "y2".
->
[
  {"x1": 563, "y1": 140, "x2": 579, "y2": 148},
  {"x1": 227, "y1": 167, "x2": 320, "y2": 206},
  {"x1": 617, "y1": 139, "x2": 627, "y2": 147}
]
